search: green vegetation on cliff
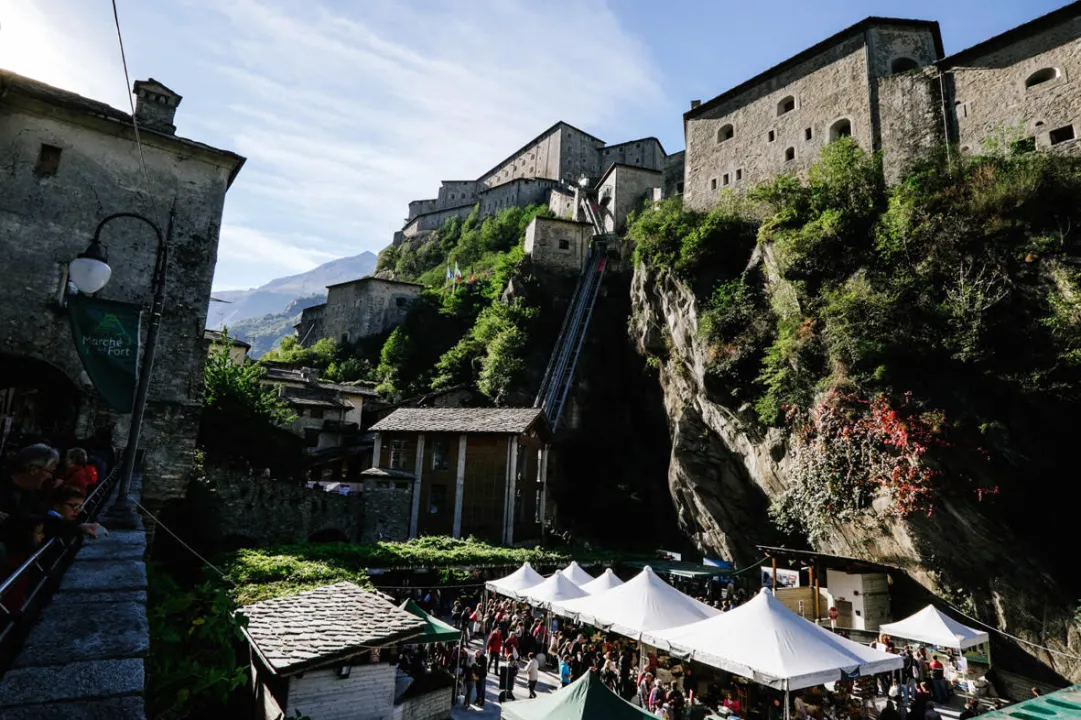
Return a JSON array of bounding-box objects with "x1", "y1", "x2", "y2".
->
[{"x1": 630, "y1": 139, "x2": 1081, "y2": 541}]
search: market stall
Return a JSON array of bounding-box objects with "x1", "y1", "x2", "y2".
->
[
  {"x1": 580, "y1": 568, "x2": 624, "y2": 595},
  {"x1": 502, "y1": 669, "x2": 656, "y2": 720},
  {"x1": 485, "y1": 562, "x2": 546, "y2": 599},
  {"x1": 878, "y1": 605, "x2": 989, "y2": 650},
  {"x1": 552, "y1": 566, "x2": 720, "y2": 640},
  {"x1": 521, "y1": 570, "x2": 589, "y2": 610},
  {"x1": 561, "y1": 561, "x2": 596, "y2": 586},
  {"x1": 642, "y1": 589, "x2": 902, "y2": 690}
]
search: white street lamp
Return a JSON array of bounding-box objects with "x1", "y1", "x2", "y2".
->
[{"x1": 68, "y1": 238, "x2": 112, "y2": 294}]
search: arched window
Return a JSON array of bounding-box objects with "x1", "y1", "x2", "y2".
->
[
  {"x1": 717, "y1": 124, "x2": 734, "y2": 143},
  {"x1": 777, "y1": 96, "x2": 796, "y2": 116},
  {"x1": 829, "y1": 118, "x2": 852, "y2": 142},
  {"x1": 891, "y1": 57, "x2": 920, "y2": 73},
  {"x1": 1026, "y1": 68, "x2": 1060, "y2": 88},
  {"x1": 784, "y1": 147, "x2": 795, "y2": 162}
]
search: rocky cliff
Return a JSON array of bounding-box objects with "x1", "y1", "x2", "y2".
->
[{"x1": 629, "y1": 258, "x2": 1081, "y2": 684}]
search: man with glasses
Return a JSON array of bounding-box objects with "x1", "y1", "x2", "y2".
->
[{"x1": 0, "y1": 444, "x2": 108, "y2": 575}]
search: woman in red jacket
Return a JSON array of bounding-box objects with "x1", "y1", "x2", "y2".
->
[{"x1": 60, "y1": 448, "x2": 98, "y2": 492}]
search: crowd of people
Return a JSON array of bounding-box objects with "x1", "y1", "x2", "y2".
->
[{"x1": 0, "y1": 436, "x2": 115, "y2": 591}]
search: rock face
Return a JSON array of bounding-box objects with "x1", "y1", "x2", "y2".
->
[{"x1": 629, "y1": 262, "x2": 1081, "y2": 683}]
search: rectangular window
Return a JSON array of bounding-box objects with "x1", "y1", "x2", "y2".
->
[
  {"x1": 431, "y1": 440, "x2": 449, "y2": 471},
  {"x1": 558, "y1": 238, "x2": 570, "y2": 250},
  {"x1": 736, "y1": 169, "x2": 743, "y2": 181},
  {"x1": 710, "y1": 178, "x2": 718, "y2": 190},
  {"x1": 35, "y1": 144, "x2": 62, "y2": 176},
  {"x1": 428, "y1": 484, "x2": 447, "y2": 515},
  {"x1": 389, "y1": 439, "x2": 406, "y2": 469},
  {"x1": 767, "y1": 130, "x2": 776, "y2": 143},
  {"x1": 805, "y1": 127, "x2": 813, "y2": 141},
  {"x1": 1050, "y1": 125, "x2": 1075, "y2": 145},
  {"x1": 310, "y1": 407, "x2": 324, "y2": 419},
  {"x1": 395, "y1": 297, "x2": 407, "y2": 307},
  {"x1": 722, "y1": 173, "x2": 730, "y2": 186}
]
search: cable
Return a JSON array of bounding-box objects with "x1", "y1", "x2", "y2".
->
[
  {"x1": 130, "y1": 497, "x2": 233, "y2": 584},
  {"x1": 110, "y1": 0, "x2": 153, "y2": 194},
  {"x1": 938, "y1": 598, "x2": 1081, "y2": 661}
]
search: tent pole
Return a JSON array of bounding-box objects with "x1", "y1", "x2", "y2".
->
[
  {"x1": 785, "y1": 687, "x2": 791, "y2": 720},
  {"x1": 814, "y1": 560, "x2": 821, "y2": 622},
  {"x1": 772, "y1": 558, "x2": 778, "y2": 591}
]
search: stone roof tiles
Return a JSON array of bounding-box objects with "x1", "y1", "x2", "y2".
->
[
  {"x1": 240, "y1": 582, "x2": 425, "y2": 675},
  {"x1": 370, "y1": 407, "x2": 546, "y2": 435}
]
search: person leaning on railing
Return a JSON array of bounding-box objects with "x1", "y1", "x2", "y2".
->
[{"x1": 0, "y1": 444, "x2": 108, "y2": 578}]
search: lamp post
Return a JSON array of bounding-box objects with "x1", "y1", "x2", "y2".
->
[{"x1": 69, "y1": 209, "x2": 174, "y2": 525}]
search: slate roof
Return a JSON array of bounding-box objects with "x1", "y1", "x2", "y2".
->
[
  {"x1": 370, "y1": 408, "x2": 546, "y2": 435},
  {"x1": 240, "y1": 582, "x2": 425, "y2": 675}
]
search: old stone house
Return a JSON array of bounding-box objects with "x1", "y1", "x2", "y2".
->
[
  {"x1": 242, "y1": 582, "x2": 455, "y2": 720},
  {"x1": 684, "y1": 3, "x2": 1081, "y2": 207},
  {"x1": 0, "y1": 70, "x2": 244, "y2": 508},
  {"x1": 296, "y1": 276, "x2": 424, "y2": 349},
  {"x1": 368, "y1": 408, "x2": 552, "y2": 545}
]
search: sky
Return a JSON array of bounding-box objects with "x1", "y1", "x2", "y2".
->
[{"x1": 0, "y1": 0, "x2": 1069, "y2": 291}]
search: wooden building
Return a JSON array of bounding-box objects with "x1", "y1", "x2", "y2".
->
[{"x1": 367, "y1": 408, "x2": 552, "y2": 545}]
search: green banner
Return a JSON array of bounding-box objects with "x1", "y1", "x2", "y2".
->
[{"x1": 68, "y1": 294, "x2": 142, "y2": 413}]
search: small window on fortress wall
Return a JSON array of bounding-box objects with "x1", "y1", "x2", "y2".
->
[
  {"x1": 710, "y1": 178, "x2": 718, "y2": 190},
  {"x1": 722, "y1": 173, "x2": 730, "y2": 186},
  {"x1": 558, "y1": 238, "x2": 570, "y2": 250},
  {"x1": 767, "y1": 130, "x2": 776, "y2": 143},
  {"x1": 784, "y1": 147, "x2": 795, "y2": 162},
  {"x1": 777, "y1": 96, "x2": 796, "y2": 116},
  {"x1": 1050, "y1": 125, "x2": 1075, "y2": 145},
  {"x1": 891, "y1": 57, "x2": 920, "y2": 73},
  {"x1": 829, "y1": 119, "x2": 852, "y2": 142},
  {"x1": 1026, "y1": 68, "x2": 1060, "y2": 88},
  {"x1": 717, "y1": 124, "x2": 734, "y2": 143}
]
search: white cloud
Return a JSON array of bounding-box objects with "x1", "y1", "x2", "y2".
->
[{"x1": 2, "y1": 0, "x2": 666, "y2": 290}]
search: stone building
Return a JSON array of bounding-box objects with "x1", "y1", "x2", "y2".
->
[
  {"x1": 203, "y1": 329, "x2": 251, "y2": 366},
  {"x1": 683, "y1": 17, "x2": 944, "y2": 210},
  {"x1": 524, "y1": 216, "x2": 594, "y2": 275},
  {"x1": 297, "y1": 276, "x2": 424, "y2": 348},
  {"x1": 395, "y1": 122, "x2": 668, "y2": 244},
  {"x1": 0, "y1": 70, "x2": 244, "y2": 508},
  {"x1": 685, "y1": 3, "x2": 1081, "y2": 206},
  {"x1": 368, "y1": 408, "x2": 552, "y2": 545}
]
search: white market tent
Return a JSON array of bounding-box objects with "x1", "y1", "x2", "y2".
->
[
  {"x1": 562, "y1": 561, "x2": 595, "y2": 587},
  {"x1": 521, "y1": 570, "x2": 590, "y2": 609},
  {"x1": 552, "y1": 566, "x2": 720, "y2": 639},
  {"x1": 580, "y1": 568, "x2": 624, "y2": 595},
  {"x1": 642, "y1": 589, "x2": 903, "y2": 691},
  {"x1": 879, "y1": 605, "x2": 990, "y2": 650},
  {"x1": 486, "y1": 562, "x2": 546, "y2": 599}
]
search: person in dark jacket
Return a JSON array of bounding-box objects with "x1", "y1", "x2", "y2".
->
[
  {"x1": 472, "y1": 651, "x2": 487, "y2": 707},
  {"x1": 0, "y1": 444, "x2": 107, "y2": 561}
]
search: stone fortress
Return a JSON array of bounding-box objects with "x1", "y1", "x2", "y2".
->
[
  {"x1": 299, "y1": 1, "x2": 1081, "y2": 348},
  {"x1": 684, "y1": 4, "x2": 1081, "y2": 209}
]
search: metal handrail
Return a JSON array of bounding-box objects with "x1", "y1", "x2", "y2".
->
[{"x1": 0, "y1": 465, "x2": 122, "y2": 674}]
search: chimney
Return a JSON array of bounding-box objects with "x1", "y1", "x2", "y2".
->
[
  {"x1": 690, "y1": 99, "x2": 702, "y2": 110},
  {"x1": 132, "y1": 78, "x2": 182, "y2": 135}
]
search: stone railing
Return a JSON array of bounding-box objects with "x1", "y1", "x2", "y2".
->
[{"x1": 0, "y1": 475, "x2": 149, "y2": 719}]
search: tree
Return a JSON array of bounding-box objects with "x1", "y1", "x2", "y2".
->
[{"x1": 203, "y1": 336, "x2": 294, "y2": 425}]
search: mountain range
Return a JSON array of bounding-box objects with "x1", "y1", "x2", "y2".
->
[{"x1": 208, "y1": 251, "x2": 378, "y2": 356}]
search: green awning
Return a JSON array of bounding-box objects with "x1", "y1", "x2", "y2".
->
[
  {"x1": 623, "y1": 560, "x2": 733, "y2": 579},
  {"x1": 399, "y1": 598, "x2": 461, "y2": 643},
  {"x1": 979, "y1": 685, "x2": 1081, "y2": 720},
  {"x1": 502, "y1": 669, "x2": 655, "y2": 720}
]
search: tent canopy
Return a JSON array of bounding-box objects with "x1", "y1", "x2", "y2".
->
[
  {"x1": 486, "y1": 562, "x2": 545, "y2": 598},
  {"x1": 879, "y1": 605, "x2": 990, "y2": 650},
  {"x1": 522, "y1": 570, "x2": 589, "y2": 609},
  {"x1": 643, "y1": 589, "x2": 903, "y2": 691},
  {"x1": 562, "y1": 561, "x2": 595, "y2": 586},
  {"x1": 502, "y1": 669, "x2": 655, "y2": 720},
  {"x1": 552, "y1": 566, "x2": 720, "y2": 639},
  {"x1": 977, "y1": 684, "x2": 1081, "y2": 720},
  {"x1": 399, "y1": 598, "x2": 461, "y2": 643},
  {"x1": 580, "y1": 568, "x2": 624, "y2": 595}
]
